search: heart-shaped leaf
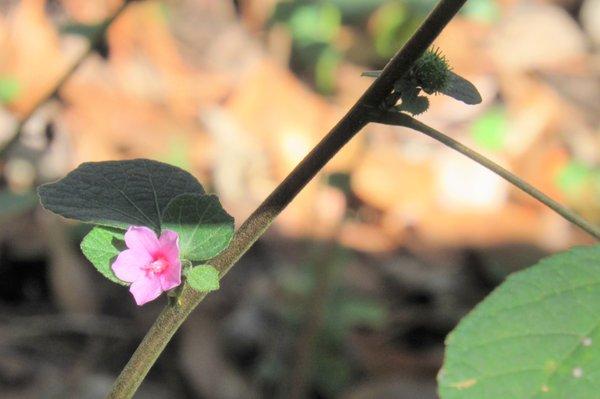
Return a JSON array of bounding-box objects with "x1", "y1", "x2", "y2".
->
[
  {"x1": 439, "y1": 245, "x2": 600, "y2": 399},
  {"x1": 162, "y1": 194, "x2": 234, "y2": 261},
  {"x1": 185, "y1": 265, "x2": 220, "y2": 292},
  {"x1": 38, "y1": 159, "x2": 205, "y2": 231},
  {"x1": 80, "y1": 226, "x2": 127, "y2": 285}
]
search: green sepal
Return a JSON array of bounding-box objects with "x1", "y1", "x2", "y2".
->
[
  {"x1": 80, "y1": 226, "x2": 127, "y2": 285},
  {"x1": 184, "y1": 264, "x2": 220, "y2": 292}
]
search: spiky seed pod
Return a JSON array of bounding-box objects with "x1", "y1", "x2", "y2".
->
[{"x1": 412, "y1": 48, "x2": 451, "y2": 95}]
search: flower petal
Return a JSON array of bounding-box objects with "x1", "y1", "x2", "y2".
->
[
  {"x1": 111, "y1": 249, "x2": 152, "y2": 283},
  {"x1": 129, "y1": 276, "x2": 162, "y2": 305},
  {"x1": 125, "y1": 226, "x2": 161, "y2": 255},
  {"x1": 159, "y1": 259, "x2": 182, "y2": 291},
  {"x1": 158, "y1": 229, "x2": 180, "y2": 264}
]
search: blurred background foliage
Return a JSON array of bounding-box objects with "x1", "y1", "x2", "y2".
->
[{"x1": 0, "y1": 0, "x2": 598, "y2": 398}]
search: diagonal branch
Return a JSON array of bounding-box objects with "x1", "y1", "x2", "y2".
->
[
  {"x1": 106, "y1": 0, "x2": 469, "y2": 397},
  {"x1": 371, "y1": 110, "x2": 600, "y2": 240},
  {"x1": 0, "y1": 1, "x2": 130, "y2": 159}
]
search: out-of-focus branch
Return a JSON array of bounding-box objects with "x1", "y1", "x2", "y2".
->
[{"x1": 0, "y1": 1, "x2": 130, "y2": 159}]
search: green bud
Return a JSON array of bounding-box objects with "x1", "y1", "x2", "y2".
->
[{"x1": 412, "y1": 48, "x2": 451, "y2": 94}]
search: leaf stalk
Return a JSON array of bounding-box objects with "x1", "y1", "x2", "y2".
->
[{"x1": 371, "y1": 110, "x2": 600, "y2": 240}]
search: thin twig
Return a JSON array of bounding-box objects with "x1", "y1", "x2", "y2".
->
[
  {"x1": 107, "y1": 0, "x2": 468, "y2": 397},
  {"x1": 0, "y1": 1, "x2": 130, "y2": 159},
  {"x1": 371, "y1": 110, "x2": 600, "y2": 240}
]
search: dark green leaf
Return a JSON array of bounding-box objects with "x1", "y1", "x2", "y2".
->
[
  {"x1": 38, "y1": 159, "x2": 204, "y2": 231},
  {"x1": 439, "y1": 70, "x2": 482, "y2": 105},
  {"x1": 162, "y1": 194, "x2": 234, "y2": 261},
  {"x1": 397, "y1": 93, "x2": 429, "y2": 115},
  {"x1": 439, "y1": 245, "x2": 600, "y2": 399},
  {"x1": 80, "y1": 226, "x2": 127, "y2": 285},
  {"x1": 185, "y1": 264, "x2": 220, "y2": 292}
]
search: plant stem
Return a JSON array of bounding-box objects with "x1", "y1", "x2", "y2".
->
[
  {"x1": 106, "y1": 0, "x2": 468, "y2": 397},
  {"x1": 107, "y1": 292, "x2": 207, "y2": 398},
  {"x1": 0, "y1": 1, "x2": 130, "y2": 159},
  {"x1": 371, "y1": 110, "x2": 600, "y2": 240}
]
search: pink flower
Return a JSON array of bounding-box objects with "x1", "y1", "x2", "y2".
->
[{"x1": 112, "y1": 226, "x2": 182, "y2": 305}]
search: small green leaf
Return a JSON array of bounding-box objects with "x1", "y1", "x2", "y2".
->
[
  {"x1": 38, "y1": 159, "x2": 205, "y2": 231},
  {"x1": 80, "y1": 226, "x2": 127, "y2": 285},
  {"x1": 556, "y1": 161, "x2": 593, "y2": 195},
  {"x1": 471, "y1": 106, "x2": 507, "y2": 151},
  {"x1": 185, "y1": 265, "x2": 220, "y2": 292},
  {"x1": 315, "y1": 47, "x2": 340, "y2": 94},
  {"x1": 439, "y1": 245, "x2": 600, "y2": 399},
  {"x1": 439, "y1": 70, "x2": 482, "y2": 105},
  {"x1": 288, "y1": 3, "x2": 341, "y2": 45},
  {"x1": 371, "y1": 1, "x2": 408, "y2": 57},
  {"x1": 0, "y1": 76, "x2": 20, "y2": 103},
  {"x1": 162, "y1": 194, "x2": 234, "y2": 261}
]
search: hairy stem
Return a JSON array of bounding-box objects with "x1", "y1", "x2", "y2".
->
[
  {"x1": 0, "y1": 1, "x2": 130, "y2": 159},
  {"x1": 371, "y1": 110, "x2": 600, "y2": 240},
  {"x1": 106, "y1": 0, "x2": 468, "y2": 397}
]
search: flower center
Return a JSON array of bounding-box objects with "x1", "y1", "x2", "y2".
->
[{"x1": 146, "y1": 258, "x2": 169, "y2": 274}]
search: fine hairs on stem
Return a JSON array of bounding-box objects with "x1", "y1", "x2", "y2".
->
[{"x1": 106, "y1": 0, "x2": 599, "y2": 397}]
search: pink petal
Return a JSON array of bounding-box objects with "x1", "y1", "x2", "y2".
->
[
  {"x1": 111, "y1": 249, "x2": 152, "y2": 283},
  {"x1": 159, "y1": 259, "x2": 182, "y2": 291},
  {"x1": 125, "y1": 226, "x2": 161, "y2": 256},
  {"x1": 129, "y1": 276, "x2": 162, "y2": 306},
  {"x1": 158, "y1": 229, "x2": 180, "y2": 264}
]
